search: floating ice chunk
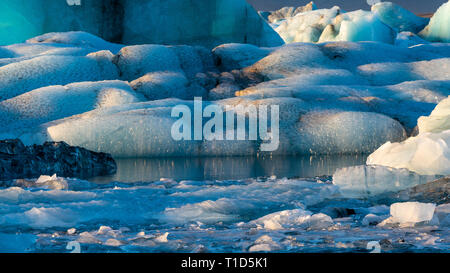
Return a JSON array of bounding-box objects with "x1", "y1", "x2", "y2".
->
[
  {"x1": 248, "y1": 235, "x2": 281, "y2": 252},
  {"x1": 367, "y1": 131, "x2": 450, "y2": 175},
  {"x1": 78, "y1": 232, "x2": 102, "y2": 244},
  {"x1": 21, "y1": 207, "x2": 77, "y2": 228},
  {"x1": 419, "y1": 1, "x2": 450, "y2": 43},
  {"x1": 362, "y1": 213, "x2": 389, "y2": 226},
  {"x1": 0, "y1": 55, "x2": 118, "y2": 101},
  {"x1": 417, "y1": 96, "x2": 450, "y2": 133},
  {"x1": 250, "y1": 209, "x2": 333, "y2": 230},
  {"x1": 367, "y1": 130, "x2": 450, "y2": 175},
  {"x1": 33, "y1": 174, "x2": 68, "y2": 190},
  {"x1": 368, "y1": 96, "x2": 450, "y2": 175},
  {"x1": 154, "y1": 232, "x2": 170, "y2": 243},
  {"x1": 212, "y1": 43, "x2": 274, "y2": 71},
  {"x1": 371, "y1": 2, "x2": 429, "y2": 33},
  {"x1": 252, "y1": 209, "x2": 312, "y2": 230},
  {"x1": 104, "y1": 238, "x2": 123, "y2": 247},
  {"x1": 333, "y1": 165, "x2": 437, "y2": 198},
  {"x1": 67, "y1": 228, "x2": 77, "y2": 235},
  {"x1": 380, "y1": 202, "x2": 437, "y2": 227}
]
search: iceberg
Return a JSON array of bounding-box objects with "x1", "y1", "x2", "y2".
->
[
  {"x1": 419, "y1": 1, "x2": 450, "y2": 43},
  {"x1": 333, "y1": 165, "x2": 437, "y2": 198},
  {"x1": 417, "y1": 95, "x2": 450, "y2": 133},
  {"x1": 275, "y1": 7, "x2": 342, "y2": 43},
  {"x1": 318, "y1": 10, "x2": 397, "y2": 44},
  {"x1": 250, "y1": 209, "x2": 333, "y2": 230},
  {"x1": 266, "y1": 2, "x2": 318, "y2": 24},
  {"x1": 274, "y1": 7, "x2": 396, "y2": 44},
  {"x1": 379, "y1": 202, "x2": 437, "y2": 227},
  {"x1": 0, "y1": 0, "x2": 284, "y2": 48},
  {"x1": 371, "y1": 2, "x2": 429, "y2": 33},
  {"x1": 367, "y1": 96, "x2": 450, "y2": 175}
]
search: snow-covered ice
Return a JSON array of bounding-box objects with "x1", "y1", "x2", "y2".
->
[{"x1": 0, "y1": 54, "x2": 118, "y2": 101}]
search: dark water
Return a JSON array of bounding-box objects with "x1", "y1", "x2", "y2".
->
[{"x1": 90, "y1": 154, "x2": 367, "y2": 183}]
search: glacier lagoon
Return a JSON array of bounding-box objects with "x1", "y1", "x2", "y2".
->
[{"x1": 0, "y1": 0, "x2": 449, "y2": 253}]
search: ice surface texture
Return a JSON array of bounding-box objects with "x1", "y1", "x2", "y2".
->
[
  {"x1": 0, "y1": 29, "x2": 449, "y2": 157},
  {"x1": 0, "y1": 0, "x2": 283, "y2": 48}
]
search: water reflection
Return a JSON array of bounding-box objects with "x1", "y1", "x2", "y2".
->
[{"x1": 90, "y1": 155, "x2": 367, "y2": 183}]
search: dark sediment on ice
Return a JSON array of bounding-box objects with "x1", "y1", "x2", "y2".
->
[
  {"x1": 0, "y1": 139, "x2": 116, "y2": 180},
  {"x1": 377, "y1": 176, "x2": 450, "y2": 205}
]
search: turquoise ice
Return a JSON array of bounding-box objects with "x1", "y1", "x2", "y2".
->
[{"x1": 0, "y1": 0, "x2": 283, "y2": 47}]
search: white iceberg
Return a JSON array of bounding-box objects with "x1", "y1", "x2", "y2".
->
[
  {"x1": 417, "y1": 96, "x2": 450, "y2": 133},
  {"x1": 378, "y1": 202, "x2": 437, "y2": 227},
  {"x1": 419, "y1": 1, "x2": 450, "y2": 43},
  {"x1": 250, "y1": 209, "x2": 333, "y2": 230},
  {"x1": 275, "y1": 7, "x2": 341, "y2": 43},
  {"x1": 367, "y1": 96, "x2": 450, "y2": 175}
]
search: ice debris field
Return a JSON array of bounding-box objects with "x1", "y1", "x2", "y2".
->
[{"x1": 0, "y1": 0, "x2": 449, "y2": 252}]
